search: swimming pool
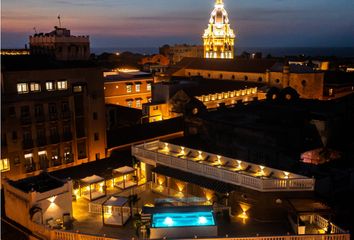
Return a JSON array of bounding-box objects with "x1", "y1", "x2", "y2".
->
[{"x1": 152, "y1": 211, "x2": 215, "y2": 228}]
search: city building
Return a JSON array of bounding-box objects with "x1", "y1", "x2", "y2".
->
[
  {"x1": 3, "y1": 172, "x2": 73, "y2": 230},
  {"x1": 0, "y1": 49, "x2": 30, "y2": 56},
  {"x1": 1, "y1": 56, "x2": 107, "y2": 180},
  {"x1": 159, "y1": 44, "x2": 204, "y2": 65},
  {"x1": 142, "y1": 78, "x2": 263, "y2": 122},
  {"x1": 169, "y1": 57, "x2": 354, "y2": 100},
  {"x1": 29, "y1": 26, "x2": 90, "y2": 61},
  {"x1": 203, "y1": 0, "x2": 235, "y2": 59},
  {"x1": 104, "y1": 70, "x2": 153, "y2": 109}
]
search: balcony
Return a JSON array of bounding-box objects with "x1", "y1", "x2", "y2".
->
[
  {"x1": 132, "y1": 141, "x2": 315, "y2": 192},
  {"x1": 22, "y1": 139, "x2": 34, "y2": 149},
  {"x1": 50, "y1": 135, "x2": 60, "y2": 144},
  {"x1": 25, "y1": 162, "x2": 36, "y2": 173},
  {"x1": 20, "y1": 116, "x2": 32, "y2": 125},
  {"x1": 63, "y1": 132, "x2": 73, "y2": 141},
  {"x1": 36, "y1": 137, "x2": 47, "y2": 147},
  {"x1": 35, "y1": 115, "x2": 45, "y2": 123},
  {"x1": 61, "y1": 111, "x2": 71, "y2": 119},
  {"x1": 49, "y1": 113, "x2": 58, "y2": 121}
]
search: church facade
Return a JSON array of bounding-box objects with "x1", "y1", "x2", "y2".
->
[{"x1": 203, "y1": 0, "x2": 235, "y2": 59}]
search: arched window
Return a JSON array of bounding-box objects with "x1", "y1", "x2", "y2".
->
[
  {"x1": 275, "y1": 79, "x2": 280, "y2": 83},
  {"x1": 244, "y1": 76, "x2": 248, "y2": 81},
  {"x1": 208, "y1": 73, "x2": 211, "y2": 78},
  {"x1": 301, "y1": 80, "x2": 306, "y2": 87},
  {"x1": 188, "y1": 72, "x2": 191, "y2": 76},
  {"x1": 258, "y1": 77, "x2": 263, "y2": 82},
  {"x1": 232, "y1": 75, "x2": 235, "y2": 80},
  {"x1": 220, "y1": 74, "x2": 223, "y2": 79}
]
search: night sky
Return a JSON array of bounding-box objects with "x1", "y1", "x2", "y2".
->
[{"x1": 1, "y1": 0, "x2": 354, "y2": 48}]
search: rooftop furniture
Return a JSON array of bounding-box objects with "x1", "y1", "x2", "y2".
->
[
  {"x1": 112, "y1": 166, "x2": 137, "y2": 190},
  {"x1": 79, "y1": 175, "x2": 106, "y2": 201},
  {"x1": 102, "y1": 196, "x2": 130, "y2": 226}
]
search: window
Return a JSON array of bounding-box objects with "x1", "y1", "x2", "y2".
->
[
  {"x1": 21, "y1": 106, "x2": 30, "y2": 118},
  {"x1": 329, "y1": 88, "x2": 333, "y2": 96},
  {"x1": 46, "y1": 81, "x2": 55, "y2": 91},
  {"x1": 135, "y1": 84, "x2": 141, "y2": 92},
  {"x1": 0, "y1": 158, "x2": 10, "y2": 172},
  {"x1": 148, "y1": 97, "x2": 152, "y2": 103},
  {"x1": 17, "y1": 83, "x2": 29, "y2": 94},
  {"x1": 93, "y1": 112, "x2": 98, "y2": 120},
  {"x1": 14, "y1": 156, "x2": 20, "y2": 165},
  {"x1": 127, "y1": 100, "x2": 133, "y2": 108},
  {"x1": 258, "y1": 77, "x2": 263, "y2": 82},
  {"x1": 147, "y1": 83, "x2": 152, "y2": 91},
  {"x1": 275, "y1": 79, "x2": 280, "y2": 83},
  {"x1": 34, "y1": 104, "x2": 44, "y2": 117},
  {"x1": 61, "y1": 101, "x2": 69, "y2": 112},
  {"x1": 57, "y1": 80, "x2": 68, "y2": 90},
  {"x1": 126, "y1": 84, "x2": 132, "y2": 93},
  {"x1": 244, "y1": 76, "x2": 248, "y2": 81},
  {"x1": 94, "y1": 133, "x2": 99, "y2": 141},
  {"x1": 73, "y1": 85, "x2": 83, "y2": 93},
  {"x1": 136, "y1": 99, "x2": 142, "y2": 108},
  {"x1": 220, "y1": 74, "x2": 223, "y2": 79},
  {"x1": 30, "y1": 82, "x2": 41, "y2": 92}
]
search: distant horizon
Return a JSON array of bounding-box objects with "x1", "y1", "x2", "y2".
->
[{"x1": 2, "y1": 0, "x2": 354, "y2": 49}]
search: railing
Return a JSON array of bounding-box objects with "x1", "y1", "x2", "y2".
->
[
  {"x1": 132, "y1": 144, "x2": 315, "y2": 192},
  {"x1": 314, "y1": 215, "x2": 347, "y2": 234},
  {"x1": 54, "y1": 230, "x2": 118, "y2": 240},
  {"x1": 179, "y1": 234, "x2": 350, "y2": 240}
]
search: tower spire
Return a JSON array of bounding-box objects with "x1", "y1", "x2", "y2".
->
[{"x1": 203, "y1": 0, "x2": 235, "y2": 59}]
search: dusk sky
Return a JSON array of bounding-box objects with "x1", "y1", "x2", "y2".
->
[{"x1": 1, "y1": 0, "x2": 354, "y2": 49}]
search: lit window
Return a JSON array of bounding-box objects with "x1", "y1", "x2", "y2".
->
[
  {"x1": 135, "y1": 84, "x2": 141, "y2": 92},
  {"x1": 0, "y1": 158, "x2": 10, "y2": 172},
  {"x1": 46, "y1": 81, "x2": 55, "y2": 91},
  {"x1": 73, "y1": 85, "x2": 83, "y2": 92},
  {"x1": 30, "y1": 83, "x2": 41, "y2": 92},
  {"x1": 136, "y1": 99, "x2": 141, "y2": 108},
  {"x1": 57, "y1": 80, "x2": 68, "y2": 90},
  {"x1": 127, "y1": 100, "x2": 133, "y2": 108},
  {"x1": 147, "y1": 83, "x2": 152, "y2": 91},
  {"x1": 126, "y1": 85, "x2": 132, "y2": 93},
  {"x1": 17, "y1": 83, "x2": 29, "y2": 94}
]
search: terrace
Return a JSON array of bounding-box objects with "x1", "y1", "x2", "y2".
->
[{"x1": 132, "y1": 140, "x2": 315, "y2": 192}]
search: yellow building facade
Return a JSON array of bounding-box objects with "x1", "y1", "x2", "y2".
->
[{"x1": 203, "y1": 0, "x2": 235, "y2": 59}]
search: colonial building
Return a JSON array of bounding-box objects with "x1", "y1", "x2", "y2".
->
[
  {"x1": 159, "y1": 44, "x2": 204, "y2": 65},
  {"x1": 29, "y1": 26, "x2": 90, "y2": 61},
  {"x1": 142, "y1": 78, "x2": 263, "y2": 122},
  {"x1": 1, "y1": 56, "x2": 107, "y2": 180},
  {"x1": 203, "y1": 0, "x2": 235, "y2": 59},
  {"x1": 104, "y1": 70, "x2": 153, "y2": 109},
  {"x1": 169, "y1": 57, "x2": 354, "y2": 100}
]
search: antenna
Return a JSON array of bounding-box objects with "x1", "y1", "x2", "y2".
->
[
  {"x1": 33, "y1": 27, "x2": 37, "y2": 34},
  {"x1": 57, "y1": 14, "x2": 62, "y2": 28}
]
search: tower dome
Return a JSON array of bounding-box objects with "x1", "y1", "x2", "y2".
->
[{"x1": 203, "y1": 0, "x2": 235, "y2": 59}]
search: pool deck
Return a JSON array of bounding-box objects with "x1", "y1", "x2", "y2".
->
[{"x1": 70, "y1": 188, "x2": 297, "y2": 239}]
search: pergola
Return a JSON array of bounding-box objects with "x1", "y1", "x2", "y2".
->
[
  {"x1": 102, "y1": 196, "x2": 130, "y2": 226},
  {"x1": 112, "y1": 166, "x2": 137, "y2": 189},
  {"x1": 79, "y1": 175, "x2": 106, "y2": 201}
]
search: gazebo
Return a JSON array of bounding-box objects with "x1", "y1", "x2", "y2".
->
[
  {"x1": 79, "y1": 175, "x2": 106, "y2": 201},
  {"x1": 102, "y1": 196, "x2": 131, "y2": 226},
  {"x1": 112, "y1": 166, "x2": 137, "y2": 189}
]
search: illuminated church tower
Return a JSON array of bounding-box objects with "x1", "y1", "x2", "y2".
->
[{"x1": 203, "y1": 0, "x2": 235, "y2": 59}]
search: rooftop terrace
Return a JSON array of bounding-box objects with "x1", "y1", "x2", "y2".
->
[{"x1": 132, "y1": 140, "x2": 315, "y2": 192}]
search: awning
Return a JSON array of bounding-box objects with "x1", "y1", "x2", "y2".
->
[
  {"x1": 80, "y1": 175, "x2": 104, "y2": 184},
  {"x1": 113, "y1": 166, "x2": 136, "y2": 175}
]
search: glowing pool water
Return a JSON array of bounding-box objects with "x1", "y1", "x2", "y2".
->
[{"x1": 152, "y1": 211, "x2": 215, "y2": 228}]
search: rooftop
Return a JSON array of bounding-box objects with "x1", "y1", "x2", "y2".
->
[
  {"x1": 173, "y1": 57, "x2": 278, "y2": 73},
  {"x1": 8, "y1": 172, "x2": 65, "y2": 193},
  {"x1": 1, "y1": 55, "x2": 98, "y2": 71}
]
